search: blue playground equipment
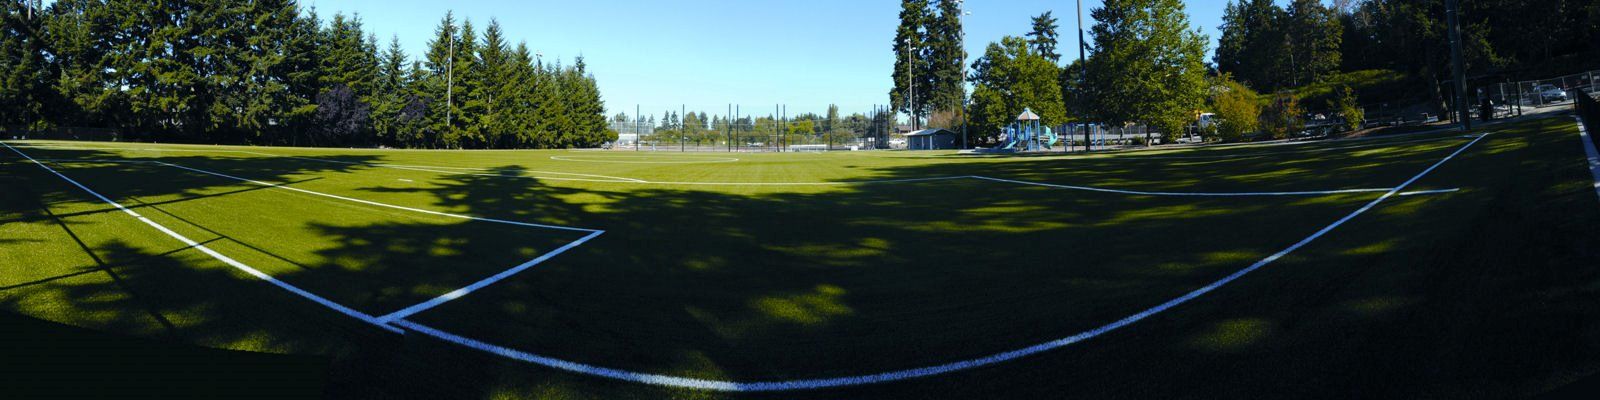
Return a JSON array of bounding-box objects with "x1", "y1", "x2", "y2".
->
[{"x1": 995, "y1": 108, "x2": 1057, "y2": 152}]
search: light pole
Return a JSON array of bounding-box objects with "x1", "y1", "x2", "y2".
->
[
  {"x1": 958, "y1": 0, "x2": 970, "y2": 149},
  {"x1": 1076, "y1": 0, "x2": 1091, "y2": 152}
]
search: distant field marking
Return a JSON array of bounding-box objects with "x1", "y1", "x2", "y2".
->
[
  {"x1": 549, "y1": 155, "x2": 741, "y2": 164},
  {"x1": 1088, "y1": 135, "x2": 1476, "y2": 161},
  {"x1": 1575, "y1": 116, "x2": 1600, "y2": 202},
  {"x1": 19, "y1": 155, "x2": 1435, "y2": 197},
  {"x1": 1, "y1": 142, "x2": 404, "y2": 334},
  {"x1": 968, "y1": 176, "x2": 1395, "y2": 197},
  {"x1": 7, "y1": 145, "x2": 649, "y2": 183},
  {"x1": 389, "y1": 133, "x2": 1494, "y2": 392},
  {"x1": 1397, "y1": 188, "x2": 1461, "y2": 197}
]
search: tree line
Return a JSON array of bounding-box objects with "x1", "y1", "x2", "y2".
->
[
  {"x1": 0, "y1": 0, "x2": 614, "y2": 149},
  {"x1": 894, "y1": 0, "x2": 1600, "y2": 145}
]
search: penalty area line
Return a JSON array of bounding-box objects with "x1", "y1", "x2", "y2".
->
[
  {"x1": 0, "y1": 142, "x2": 403, "y2": 334},
  {"x1": 376, "y1": 229, "x2": 605, "y2": 323},
  {"x1": 388, "y1": 133, "x2": 1493, "y2": 392}
]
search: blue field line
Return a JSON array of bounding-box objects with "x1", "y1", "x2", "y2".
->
[{"x1": 385, "y1": 133, "x2": 1493, "y2": 391}]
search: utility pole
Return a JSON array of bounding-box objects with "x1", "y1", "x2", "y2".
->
[
  {"x1": 681, "y1": 104, "x2": 686, "y2": 152},
  {"x1": 635, "y1": 104, "x2": 641, "y2": 151},
  {"x1": 1077, "y1": 0, "x2": 1091, "y2": 152},
  {"x1": 1446, "y1": 0, "x2": 1471, "y2": 131}
]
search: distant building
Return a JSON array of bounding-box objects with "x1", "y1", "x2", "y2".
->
[{"x1": 905, "y1": 128, "x2": 958, "y2": 150}]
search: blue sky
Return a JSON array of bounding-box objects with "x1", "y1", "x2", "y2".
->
[{"x1": 314, "y1": 0, "x2": 1239, "y2": 117}]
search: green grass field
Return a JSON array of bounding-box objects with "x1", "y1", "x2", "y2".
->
[{"x1": 3, "y1": 115, "x2": 1599, "y2": 399}]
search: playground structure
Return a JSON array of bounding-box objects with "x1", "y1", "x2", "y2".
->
[{"x1": 996, "y1": 108, "x2": 1058, "y2": 152}]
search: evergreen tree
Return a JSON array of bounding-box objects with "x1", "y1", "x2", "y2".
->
[
  {"x1": 2, "y1": 0, "x2": 57, "y2": 132},
  {"x1": 1215, "y1": 0, "x2": 1285, "y2": 90},
  {"x1": 474, "y1": 19, "x2": 513, "y2": 148},
  {"x1": 923, "y1": 0, "x2": 966, "y2": 116},
  {"x1": 373, "y1": 35, "x2": 410, "y2": 147},
  {"x1": 281, "y1": 6, "x2": 324, "y2": 144},
  {"x1": 421, "y1": 12, "x2": 458, "y2": 148},
  {"x1": 1027, "y1": 11, "x2": 1061, "y2": 62},
  {"x1": 889, "y1": 0, "x2": 930, "y2": 123},
  {"x1": 1283, "y1": 0, "x2": 1341, "y2": 87},
  {"x1": 448, "y1": 18, "x2": 480, "y2": 148}
]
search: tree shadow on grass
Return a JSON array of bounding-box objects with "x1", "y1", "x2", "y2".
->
[{"x1": 324, "y1": 163, "x2": 1365, "y2": 390}]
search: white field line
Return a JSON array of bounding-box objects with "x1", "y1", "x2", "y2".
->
[
  {"x1": 22, "y1": 155, "x2": 1431, "y2": 196},
  {"x1": 1098, "y1": 135, "x2": 1474, "y2": 161},
  {"x1": 968, "y1": 176, "x2": 1394, "y2": 197},
  {"x1": 0, "y1": 142, "x2": 404, "y2": 334},
  {"x1": 549, "y1": 155, "x2": 741, "y2": 164},
  {"x1": 10, "y1": 144, "x2": 650, "y2": 183},
  {"x1": 389, "y1": 133, "x2": 1494, "y2": 392},
  {"x1": 376, "y1": 230, "x2": 605, "y2": 323},
  {"x1": 1575, "y1": 116, "x2": 1600, "y2": 202},
  {"x1": 1397, "y1": 188, "x2": 1462, "y2": 197},
  {"x1": 152, "y1": 161, "x2": 599, "y2": 233}
]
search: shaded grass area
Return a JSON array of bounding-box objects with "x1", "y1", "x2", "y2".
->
[
  {"x1": 1, "y1": 115, "x2": 1596, "y2": 399},
  {"x1": 0, "y1": 311, "x2": 328, "y2": 399}
]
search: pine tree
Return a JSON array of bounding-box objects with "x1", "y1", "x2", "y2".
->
[
  {"x1": 447, "y1": 18, "x2": 480, "y2": 148},
  {"x1": 1, "y1": 0, "x2": 57, "y2": 132},
  {"x1": 923, "y1": 0, "x2": 966, "y2": 117},
  {"x1": 1027, "y1": 11, "x2": 1061, "y2": 62},
  {"x1": 373, "y1": 35, "x2": 410, "y2": 147},
  {"x1": 281, "y1": 6, "x2": 324, "y2": 144},
  {"x1": 889, "y1": 0, "x2": 930, "y2": 123},
  {"x1": 421, "y1": 12, "x2": 458, "y2": 148},
  {"x1": 474, "y1": 19, "x2": 512, "y2": 148}
]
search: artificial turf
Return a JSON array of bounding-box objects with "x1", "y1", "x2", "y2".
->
[{"x1": 2, "y1": 115, "x2": 1597, "y2": 399}]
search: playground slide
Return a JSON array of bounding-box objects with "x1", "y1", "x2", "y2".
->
[
  {"x1": 1001, "y1": 139, "x2": 1018, "y2": 150},
  {"x1": 1043, "y1": 128, "x2": 1058, "y2": 149}
]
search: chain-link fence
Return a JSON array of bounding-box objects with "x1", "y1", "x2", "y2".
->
[{"x1": 1479, "y1": 69, "x2": 1600, "y2": 119}]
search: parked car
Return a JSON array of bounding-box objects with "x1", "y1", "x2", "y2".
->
[{"x1": 1536, "y1": 84, "x2": 1569, "y2": 103}]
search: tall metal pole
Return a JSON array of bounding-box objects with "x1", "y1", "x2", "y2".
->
[
  {"x1": 1446, "y1": 0, "x2": 1471, "y2": 131},
  {"x1": 681, "y1": 104, "x2": 686, "y2": 152},
  {"x1": 1077, "y1": 0, "x2": 1091, "y2": 152},
  {"x1": 906, "y1": 40, "x2": 916, "y2": 132},
  {"x1": 446, "y1": 26, "x2": 454, "y2": 147},
  {"x1": 635, "y1": 104, "x2": 641, "y2": 151},
  {"x1": 959, "y1": 2, "x2": 969, "y2": 150}
]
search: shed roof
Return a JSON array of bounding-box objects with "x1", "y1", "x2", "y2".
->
[{"x1": 905, "y1": 128, "x2": 955, "y2": 136}]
